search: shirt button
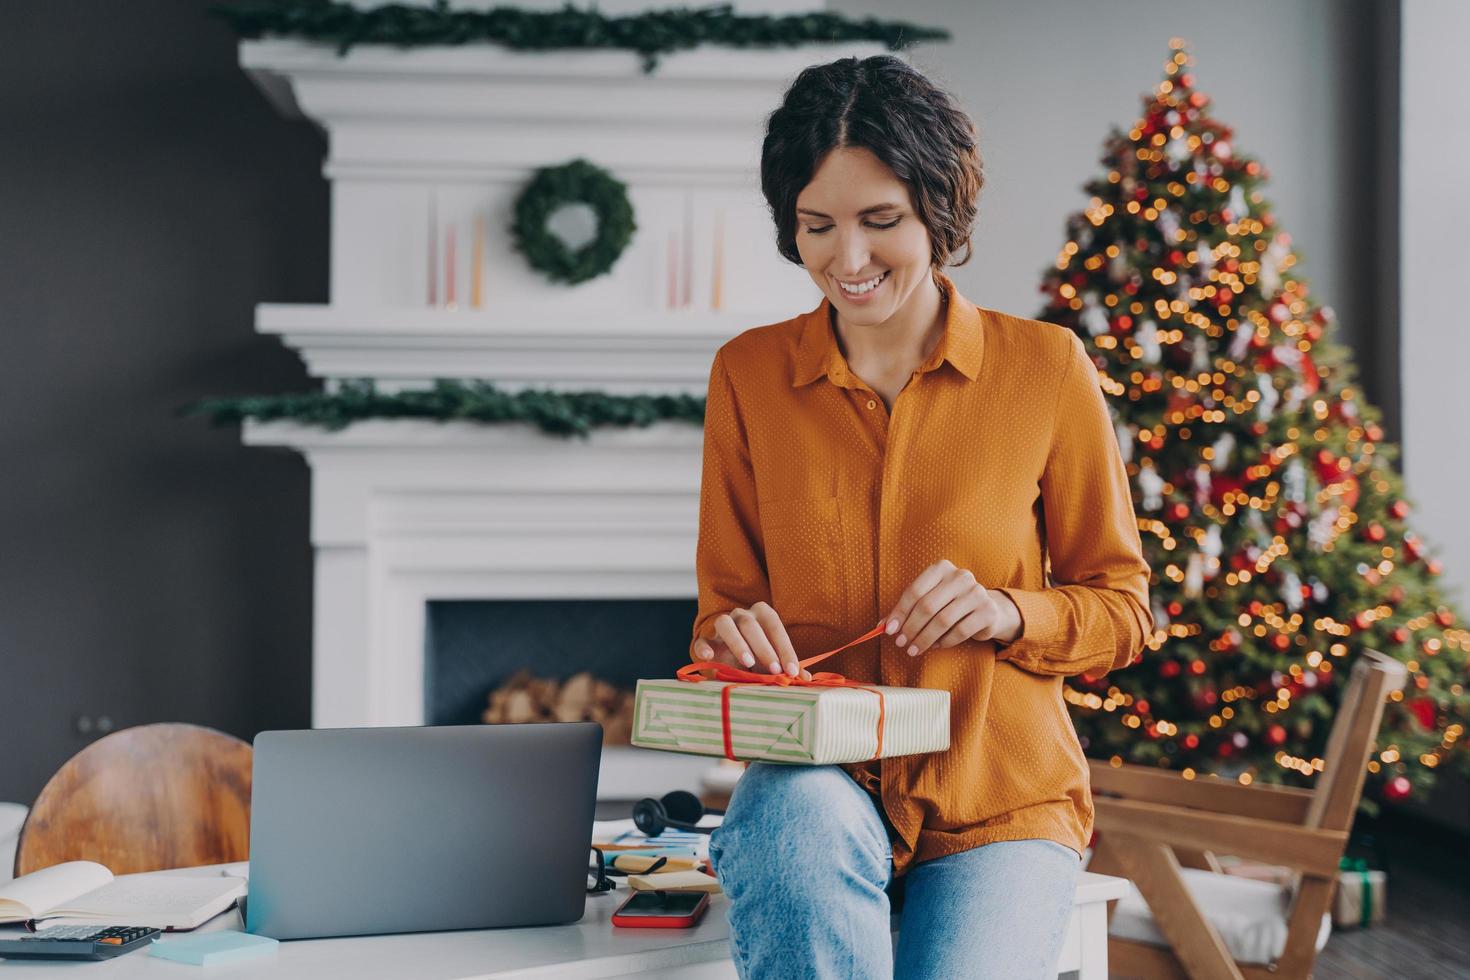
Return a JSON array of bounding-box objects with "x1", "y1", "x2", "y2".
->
[{"x1": 866, "y1": 399, "x2": 877, "y2": 410}]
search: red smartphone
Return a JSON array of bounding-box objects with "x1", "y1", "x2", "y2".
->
[{"x1": 610, "y1": 889, "x2": 711, "y2": 929}]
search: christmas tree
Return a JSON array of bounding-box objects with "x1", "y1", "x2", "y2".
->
[{"x1": 1040, "y1": 39, "x2": 1468, "y2": 806}]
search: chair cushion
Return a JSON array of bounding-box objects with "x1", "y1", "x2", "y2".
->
[
  {"x1": 0, "y1": 803, "x2": 28, "y2": 884},
  {"x1": 1109, "y1": 866, "x2": 1331, "y2": 965}
]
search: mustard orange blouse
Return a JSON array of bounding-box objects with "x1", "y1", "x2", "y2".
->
[{"x1": 690, "y1": 270, "x2": 1153, "y2": 874}]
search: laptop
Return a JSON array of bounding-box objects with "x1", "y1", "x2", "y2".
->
[{"x1": 245, "y1": 723, "x2": 602, "y2": 940}]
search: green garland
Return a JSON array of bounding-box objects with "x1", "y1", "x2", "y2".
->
[
  {"x1": 513, "y1": 160, "x2": 635, "y2": 285},
  {"x1": 185, "y1": 379, "x2": 706, "y2": 437},
  {"x1": 212, "y1": 1, "x2": 950, "y2": 71}
]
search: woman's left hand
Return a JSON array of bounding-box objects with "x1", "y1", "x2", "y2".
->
[{"x1": 884, "y1": 559, "x2": 1023, "y2": 656}]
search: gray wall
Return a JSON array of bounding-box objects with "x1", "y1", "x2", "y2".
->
[
  {"x1": 0, "y1": 1, "x2": 1397, "y2": 806},
  {"x1": 0, "y1": 0, "x2": 324, "y2": 804}
]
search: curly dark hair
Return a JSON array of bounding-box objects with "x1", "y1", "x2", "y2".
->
[{"x1": 761, "y1": 55, "x2": 983, "y2": 269}]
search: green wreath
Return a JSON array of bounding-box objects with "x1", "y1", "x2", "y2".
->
[{"x1": 511, "y1": 159, "x2": 636, "y2": 285}]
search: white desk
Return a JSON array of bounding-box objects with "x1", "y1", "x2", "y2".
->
[{"x1": 0, "y1": 866, "x2": 1126, "y2": 978}]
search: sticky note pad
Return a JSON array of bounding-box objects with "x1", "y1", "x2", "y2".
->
[{"x1": 149, "y1": 930, "x2": 279, "y2": 966}]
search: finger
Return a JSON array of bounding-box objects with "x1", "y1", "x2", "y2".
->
[
  {"x1": 713, "y1": 614, "x2": 756, "y2": 669},
  {"x1": 935, "y1": 609, "x2": 989, "y2": 649},
  {"x1": 907, "y1": 585, "x2": 976, "y2": 656},
  {"x1": 893, "y1": 567, "x2": 976, "y2": 652},
  {"x1": 886, "y1": 560, "x2": 956, "y2": 644},
  {"x1": 753, "y1": 603, "x2": 800, "y2": 677},
  {"x1": 799, "y1": 668, "x2": 813, "y2": 682},
  {"x1": 692, "y1": 637, "x2": 715, "y2": 661},
  {"x1": 733, "y1": 608, "x2": 782, "y2": 675}
]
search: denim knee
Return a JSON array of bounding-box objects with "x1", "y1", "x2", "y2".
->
[{"x1": 709, "y1": 763, "x2": 891, "y2": 896}]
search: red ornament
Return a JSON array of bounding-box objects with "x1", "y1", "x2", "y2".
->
[
  {"x1": 1436, "y1": 609, "x2": 1455, "y2": 628},
  {"x1": 1265, "y1": 724, "x2": 1287, "y2": 746},
  {"x1": 1167, "y1": 601, "x2": 1184, "y2": 617},
  {"x1": 1271, "y1": 634, "x2": 1290, "y2": 652},
  {"x1": 1403, "y1": 537, "x2": 1422, "y2": 561},
  {"x1": 1169, "y1": 502, "x2": 1190, "y2": 522},
  {"x1": 1389, "y1": 500, "x2": 1409, "y2": 520},
  {"x1": 1112, "y1": 314, "x2": 1134, "y2": 334},
  {"x1": 1366, "y1": 523, "x2": 1386, "y2": 543},
  {"x1": 1390, "y1": 628, "x2": 1409, "y2": 645},
  {"x1": 1160, "y1": 661, "x2": 1181, "y2": 678},
  {"x1": 1216, "y1": 288, "x2": 1234, "y2": 305},
  {"x1": 1383, "y1": 776, "x2": 1412, "y2": 802},
  {"x1": 1408, "y1": 697, "x2": 1437, "y2": 731},
  {"x1": 1135, "y1": 699, "x2": 1151, "y2": 716},
  {"x1": 1353, "y1": 611, "x2": 1373, "y2": 631},
  {"x1": 1183, "y1": 734, "x2": 1199, "y2": 749}
]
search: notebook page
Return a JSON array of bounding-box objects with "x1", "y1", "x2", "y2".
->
[
  {"x1": 0, "y1": 861, "x2": 112, "y2": 923},
  {"x1": 47, "y1": 873, "x2": 245, "y2": 927}
]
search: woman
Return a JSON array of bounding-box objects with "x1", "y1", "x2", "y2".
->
[{"x1": 690, "y1": 56, "x2": 1152, "y2": 978}]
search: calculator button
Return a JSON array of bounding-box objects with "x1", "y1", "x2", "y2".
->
[{"x1": 98, "y1": 937, "x2": 123, "y2": 945}]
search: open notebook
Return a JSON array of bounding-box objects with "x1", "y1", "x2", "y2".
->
[{"x1": 0, "y1": 861, "x2": 245, "y2": 930}]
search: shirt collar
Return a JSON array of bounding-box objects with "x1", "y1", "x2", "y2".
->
[{"x1": 792, "y1": 270, "x2": 985, "y2": 388}]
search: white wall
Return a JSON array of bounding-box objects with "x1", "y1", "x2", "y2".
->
[{"x1": 1401, "y1": 0, "x2": 1470, "y2": 606}]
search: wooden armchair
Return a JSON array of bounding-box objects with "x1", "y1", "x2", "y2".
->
[
  {"x1": 15, "y1": 723, "x2": 252, "y2": 877},
  {"x1": 1087, "y1": 649, "x2": 1407, "y2": 980}
]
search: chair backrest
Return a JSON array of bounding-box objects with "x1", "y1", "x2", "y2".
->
[
  {"x1": 1301, "y1": 648, "x2": 1408, "y2": 834},
  {"x1": 15, "y1": 723, "x2": 252, "y2": 877}
]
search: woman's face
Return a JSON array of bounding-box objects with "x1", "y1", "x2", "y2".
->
[{"x1": 794, "y1": 146, "x2": 935, "y2": 327}]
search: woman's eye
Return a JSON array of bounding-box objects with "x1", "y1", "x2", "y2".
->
[{"x1": 803, "y1": 218, "x2": 901, "y2": 235}]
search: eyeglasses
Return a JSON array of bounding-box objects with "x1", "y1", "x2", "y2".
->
[{"x1": 586, "y1": 847, "x2": 670, "y2": 895}]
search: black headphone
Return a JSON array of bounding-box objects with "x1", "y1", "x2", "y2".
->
[{"x1": 632, "y1": 790, "x2": 726, "y2": 837}]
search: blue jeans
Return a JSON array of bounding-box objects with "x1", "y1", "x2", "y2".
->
[{"x1": 708, "y1": 763, "x2": 1080, "y2": 979}]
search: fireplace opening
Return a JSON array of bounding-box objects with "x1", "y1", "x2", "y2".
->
[{"x1": 425, "y1": 598, "x2": 699, "y2": 728}]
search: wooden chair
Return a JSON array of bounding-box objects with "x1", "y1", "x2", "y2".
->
[
  {"x1": 1087, "y1": 649, "x2": 1407, "y2": 980},
  {"x1": 15, "y1": 723, "x2": 252, "y2": 877}
]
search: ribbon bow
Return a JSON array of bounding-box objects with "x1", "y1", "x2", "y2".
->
[{"x1": 676, "y1": 622, "x2": 889, "y2": 762}]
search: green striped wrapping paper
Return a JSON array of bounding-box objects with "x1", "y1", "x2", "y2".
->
[{"x1": 631, "y1": 678, "x2": 950, "y2": 764}]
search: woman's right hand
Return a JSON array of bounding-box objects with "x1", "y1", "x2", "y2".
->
[{"x1": 691, "y1": 602, "x2": 810, "y2": 679}]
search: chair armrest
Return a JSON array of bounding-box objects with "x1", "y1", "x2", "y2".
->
[
  {"x1": 1094, "y1": 797, "x2": 1345, "y2": 877},
  {"x1": 1090, "y1": 760, "x2": 1314, "y2": 824}
]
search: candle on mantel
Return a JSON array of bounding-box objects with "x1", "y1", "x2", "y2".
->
[
  {"x1": 445, "y1": 223, "x2": 457, "y2": 309},
  {"x1": 681, "y1": 193, "x2": 694, "y2": 309},
  {"x1": 471, "y1": 213, "x2": 485, "y2": 309},
  {"x1": 711, "y1": 209, "x2": 725, "y2": 312},
  {"x1": 427, "y1": 194, "x2": 438, "y2": 307},
  {"x1": 667, "y1": 231, "x2": 679, "y2": 310}
]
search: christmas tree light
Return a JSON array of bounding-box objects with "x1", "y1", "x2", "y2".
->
[{"x1": 1042, "y1": 39, "x2": 1468, "y2": 806}]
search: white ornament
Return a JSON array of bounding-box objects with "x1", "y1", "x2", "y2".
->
[
  {"x1": 1194, "y1": 464, "x2": 1213, "y2": 510},
  {"x1": 1115, "y1": 422, "x2": 1135, "y2": 464},
  {"x1": 1191, "y1": 334, "x2": 1211, "y2": 374},
  {"x1": 1081, "y1": 293, "x2": 1110, "y2": 336},
  {"x1": 1308, "y1": 510, "x2": 1337, "y2": 551},
  {"x1": 1260, "y1": 235, "x2": 1290, "y2": 295},
  {"x1": 1157, "y1": 208, "x2": 1181, "y2": 242},
  {"x1": 1197, "y1": 242, "x2": 1216, "y2": 277},
  {"x1": 1309, "y1": 577, "x2": 1329, "y2": 603},
  {"x1": 1282, "y1": 570, "x2": 1303, "y2": 612},
  {"x1": 1201, "y1": 525, "x2": 1223, "y2": 581},
  {"x1": 1211, "y1": 432, "x2": 1235, "y2": 472},
  {"x1": 1227, "y1": 185, "x2": 1249, "y2": 219},
  {"x1": 1228, "y1": 322, "x2": 1254, "y2": 361},
  {"x1": 1184, "y1": 553, "x2": 1204, "y2": 597},
  {"x1": 1284, "y1": 458, "x2": 1306, "y2": 504},
  {"x1": 1139, "y1": 463, "x2": 1166, "y2": 511},
  {"x1": 1256, "y1": 374, "x2": 1279, "y2": 421},
  {"x1": 1109, "y1": 247, "x2": 1130, "y2": 283},
  {"x1": 1152, "y1": 596, "x2": 1171, "y2": 630},
  {"x1": 1137, "y1": 320, "x2": 1162, "y2": 365}
]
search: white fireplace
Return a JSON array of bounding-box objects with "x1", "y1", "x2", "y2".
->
[{"x1": 237, "y1": 19, "x2": 888, "y2": 792}]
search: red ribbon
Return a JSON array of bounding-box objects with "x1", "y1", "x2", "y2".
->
[{"x1": 676, "y1": 622, "x2": 889, "y2": 762}]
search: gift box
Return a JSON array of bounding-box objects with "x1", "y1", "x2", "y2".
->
[
  {"x1": 631, "y1": 676, "x2": 950, "y2": 764},
  {"x1": 1333, "y1": 860, "x2": 1386, "y2": 930}
]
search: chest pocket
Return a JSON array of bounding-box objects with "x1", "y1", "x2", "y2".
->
[{"x1": 758, "y1": 496, "x2": 848, "y2": 629}]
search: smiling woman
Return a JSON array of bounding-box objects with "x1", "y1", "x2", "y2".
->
[{"x1": 691, "y1": 54, "x2": 1153, "y2": 980}]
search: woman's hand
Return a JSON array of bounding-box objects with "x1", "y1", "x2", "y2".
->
[
  {"x1": 691, "y1": 602, "x2": 812, "y2": 679},
  {"x1": 884, "y1": 560, "x2": 1023, "y2": 656}
]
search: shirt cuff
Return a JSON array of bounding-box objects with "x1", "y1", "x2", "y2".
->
[{"x1": 994, "y1": 587, "x2": 1063, "y2": 655}]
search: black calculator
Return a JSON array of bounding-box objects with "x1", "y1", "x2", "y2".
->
[{"x1": 0, "y1": 925, "x2": 161, "y2": 960}]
